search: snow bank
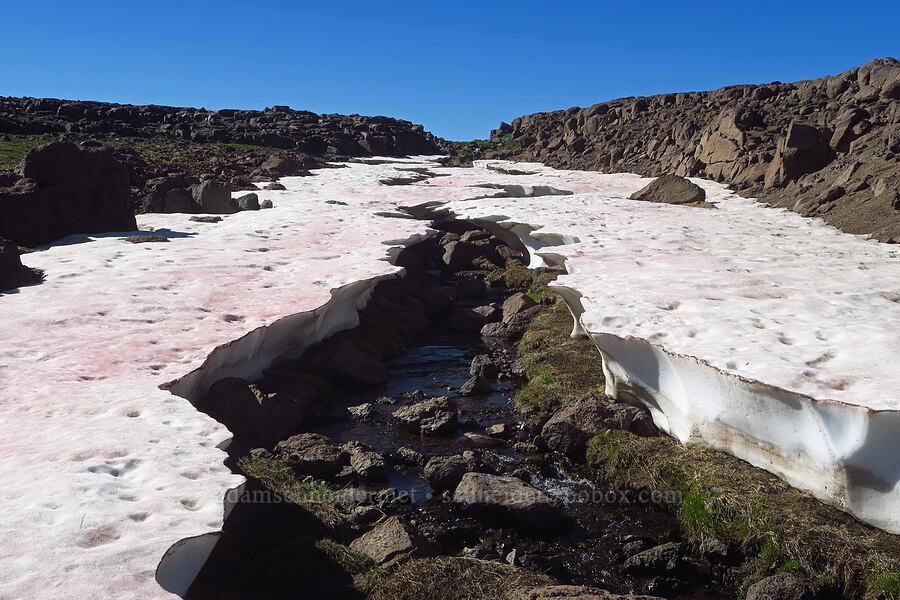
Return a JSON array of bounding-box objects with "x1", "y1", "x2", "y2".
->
[{"x1": 442, "y1": 160, "x2": 900, "y2": 534}]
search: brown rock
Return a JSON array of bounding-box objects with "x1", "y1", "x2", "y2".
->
[
  {"x1": 629, "y1": 174, "x2": 706, "y2": 205},
  {"x1": 349, "y1": 517, "x2": 437, "y2": 567}
]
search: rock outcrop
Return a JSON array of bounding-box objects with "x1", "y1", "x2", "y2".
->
[
  {"x1": 0, "y1": 141, "x2": 136, "y2": 246},
  {"x1": 0, "y1": 238, "x2": 42, "y2": 291},
  {"x1": 483, "y1": 57, "x2": 900, "y2": 241},
  {"x1": 0, "y1": 97, "x2": 444, "y2": 158}
]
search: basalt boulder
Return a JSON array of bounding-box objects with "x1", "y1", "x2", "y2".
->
[
  {"x1": 629, "y1": 174, "x2": 706, "y2": 205},
  {"x1": 0, "y1": 141, "x2": 136, "y2": 246}
]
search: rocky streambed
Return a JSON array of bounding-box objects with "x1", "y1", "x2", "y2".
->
[{"x1": 184, "y1": 223, "x2": 736, "y2": 600}]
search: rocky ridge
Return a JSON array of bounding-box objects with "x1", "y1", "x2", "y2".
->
[{"x1": 483, "y1": 57, "x2": 900, "y2": 241}]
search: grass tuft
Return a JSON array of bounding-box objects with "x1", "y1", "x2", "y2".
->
[{"x1": 367, "y1": 556, "x2": 551, "y2": 600}]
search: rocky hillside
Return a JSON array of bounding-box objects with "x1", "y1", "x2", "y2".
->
[
  {"x1": 0, "y1": 97, "x2": 444, "y2": 158},
  {"x1": 486, "y1": 58, "x2": 900, "y2": 241},
  {"x1": 0, "y1": 98, "x2": 448, "y2": 248}
]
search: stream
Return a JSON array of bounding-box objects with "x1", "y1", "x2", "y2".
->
[{"x1": 187, "y1": 228, "x2": 731, "y2": 600}]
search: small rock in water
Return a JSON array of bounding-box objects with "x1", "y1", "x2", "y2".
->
[
  {"x1": 392, "y1": 446, "x2": 426, "y2": 467},
  {"x1": 464, "y1": 432, "x2": 504, "y2": 448},
  {"x1": 470, "y1": 354, "x2": 499, "y2": 379},
  {"x1": 264, "y1": 182, "x2": 286, "y2": 190},
  {"x1": 393, "y1": 396, "x2": 458, "y2": 436},
  {"x1": 424, "y1": 454, "x2": 476, "y2": 490},
  {"x1": 190, "y1": 215, "x2": 223, "y2": 223},
  {"x1": 452, "y1": 472, "x2": 564, "y2": 529},
  {"x1": 460, "y1": 375, "x2": 491, "y2": 396},
  {"x1": 623, "y1": 541, "x2": 685, "y2": 575},
  {"x1": 348, "y1": 403, "x2": 375, "y2": 420},
  {"x1": 488, "y1": 423, "x2": 511, "y2": 438},
  {"x1": 343, "y1": 440, "x2": 388, "y2": 480},
  {"x1": 403, "y1": 390, "x2": 428, "y2": 402},
  {"x1": 260, "y1": 199, "x2": 274, "y2": 209}
]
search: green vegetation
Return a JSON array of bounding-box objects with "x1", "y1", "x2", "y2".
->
[
  {"x1": 873, "y1": 571, "x2": 900, "y2": 599},
  {"x1": 367, "y1": 557, "x2": 551, "y2": 600},
  {"x1": 315, "y1": 538, "x2": 380, "y2": 576},
  {"x1": 450, "y1": 134, "x2": 521, "y2": 162},
  {"x1": 98, "y1": 137, "x2": 267, "y2": 172},
  {"x1": 0, "y1": 135, "x2": 54, "y2": 170},
  {"x1": 487, "y1": 264, "x2": 560, "y2": 304},
  {"x1": 874, "y1": 165, "x2": 896, "y2": 175},
  {"x1": 585, "y1": 414, "x2": 900, "y2": 598},
  {"x1": 514, "y1": 292, "x2": 900, "y2": 599},
  {"x1": 515, "y1": 299, "x2": 606, "y2": 415},
  {"x1": 238, "y1": 455, "x2": 331, "y2": 502}
]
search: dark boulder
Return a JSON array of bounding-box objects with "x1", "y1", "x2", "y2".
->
[
  {"x1": 349, "y1": 517, "x2": 438, "y2": 568},
  {"x1": 540, "y1": 392, "x2": 655, "y2": 460},
  {"x1": 424, "y1": 453, "x2": 478, "y2": 490},
  {"x1": 623, "y1": 542, "x2": 686, "y2": 575},
  {"x1": 0, "y1": 141, "x2": 136, "y2": 246},
  {"x1": 0, "y1": 237, "x2": 43, "y2": 291},
  {"x1": 452, "y1": 472, "x2": 564, "y2": 529},
  {"x1": 275, "y1": 433, "x2": 348, "y2": 478},
  {"x1": 629, "y1": 174, "x2": 706, "y2": 205},
  {"x1": 745, "y1": 574, "x2": 819, "y2": 600},
  {"x1": 200, "y1": 377, "x2": 309, "y2": 447}
]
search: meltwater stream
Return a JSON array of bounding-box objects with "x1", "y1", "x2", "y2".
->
[{"x1": 305, "y1": 328, "x2": 728, "y2": 599}]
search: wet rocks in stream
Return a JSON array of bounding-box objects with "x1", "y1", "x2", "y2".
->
[
  {"x1": 540, "y1": 391, "x2": 657, "y2": 460},
  {"x1": 452, "y1": 472, "x2": 565, "y2": 529},
  {"x1": 393, "y1": 395, "x2": 459, "y2": 435}
]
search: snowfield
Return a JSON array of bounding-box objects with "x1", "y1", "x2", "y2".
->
[{"x1": 1, "y1": 156, "x2": 898, "y2": 598}]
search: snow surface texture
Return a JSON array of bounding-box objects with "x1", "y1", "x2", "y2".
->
[
  {"x1": 0, "y1": 157, "x2": 449, "y2": 599},
  {"x1": 2, "y1": 156, "x2": 899, "y2": 599}
]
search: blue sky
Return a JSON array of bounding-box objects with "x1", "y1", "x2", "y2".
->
[{"x1": 2, "y1": 1, "x2": 898, "y2": 140}]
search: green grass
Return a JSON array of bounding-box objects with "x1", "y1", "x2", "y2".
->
[
  {"x1": 514, "y1": 299, "x2": 606, "y2": 416},
  {"x1": 238, "y1": 455, "x2": 331, "y2": 502},
  {"x1": 874, "y1": 165, "x2": 896, "y2": 175},
  {"x1": 873, "y1": 571, "x2": 900, "y2": 599},
  {"x1": 315, "y1": 539, "x2": 379, "y2": 576},
  {"x1": 0, "y1": 135, "x2": 54, "y2": 170}
]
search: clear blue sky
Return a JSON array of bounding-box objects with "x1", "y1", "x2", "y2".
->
[{"x1": 2, "y1": 1, "x2": 898, "y2": 140}]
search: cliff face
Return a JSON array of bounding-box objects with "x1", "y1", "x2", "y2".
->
[{"x1": 492, "y1": 58, "x2": 900, "y2": 241}]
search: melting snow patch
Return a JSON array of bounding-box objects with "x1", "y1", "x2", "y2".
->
[{"x1": 3, "y1": 155, "x2": 900, "y2": 599}]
